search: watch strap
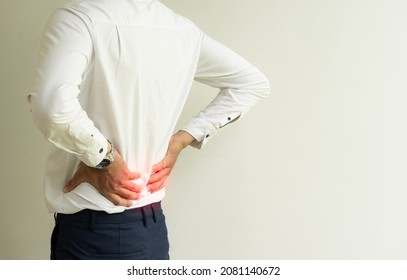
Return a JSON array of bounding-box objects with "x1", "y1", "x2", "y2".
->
[{"x1": 95, "y1": 141, "x2": 115, "y2": 169}]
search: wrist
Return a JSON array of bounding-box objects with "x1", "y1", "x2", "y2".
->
[
  {"x1": 95, "y1": 140, "x2": 115, "y2": 169},
  {"x1": 170, "y1": 131, "x2": 194, "y2": 151}
]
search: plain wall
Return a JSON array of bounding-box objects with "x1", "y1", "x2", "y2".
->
[{"x1": 1, "y1": 0, "x2": 407, "y2": 259}]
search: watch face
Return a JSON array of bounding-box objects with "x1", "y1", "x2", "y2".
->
[
  {"x1": 96, "y1": 159, "x2": 111, "y2": 169},
  {"x1": 95, "y1": 146, "x2": 114, "y2": 169}
]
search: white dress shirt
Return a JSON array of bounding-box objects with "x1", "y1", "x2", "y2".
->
[{"x1": 28, "y1": 0, "x2": 270, "y2": 214}]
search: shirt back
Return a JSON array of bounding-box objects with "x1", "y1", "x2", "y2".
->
[{"x1": 44, "y1": 0, "x2": 202, "y2": 213}]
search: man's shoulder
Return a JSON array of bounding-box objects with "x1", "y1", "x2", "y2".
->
[
  {"x1": 61, "y1": 0, "x2": 197, "y2": 30},
  {"x1": 62, "y1": 0, "x2": 112, "y2": 20}
]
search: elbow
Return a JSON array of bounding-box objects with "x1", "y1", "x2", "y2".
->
[
  {"x1": 252, "y1": 73, "x2": 271, "y2": 100},
  {"x1": 260, "y1": 75, "x2": 271, "y2": 99},
  {"x1": 28, "y1": 93, "x2": 73, "y2": 136},
  {"x1": 28, "y1": 94, "x2": 54, "y2": 136}
]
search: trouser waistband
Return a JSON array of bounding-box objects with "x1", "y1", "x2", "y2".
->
[{"x1": 55, "y1": 202, "x2": 162, "y2": 226}]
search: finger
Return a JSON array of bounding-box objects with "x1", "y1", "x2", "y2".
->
[
  {"x1": 151, "y1": 160, "x2": 166, "y2": 174},
  {"x1": 148, "y1": 171, "x2": 164, "y2": 184},
  {"x1": 105, "y1": 192, "x2": 134, "y2": 207},
  {"x1": 116, "y1": 188, "x2": 141, "y2": 201},
  {"x1": 128, "y1": 171, "x2": 141, "y2": 181},
  {"x1": 147, "y1": 175, "x2": 167, "y2": 193},
  {"x1": 121, "y1": 180, "x2": 142, "y2": 193},
  {"x1": 148, "y1": 168, "x2": 170, "y2": 184}
]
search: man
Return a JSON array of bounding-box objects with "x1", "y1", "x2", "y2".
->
[{"x1": 28, "y1": 0, "x2": 270, "y2": 260}]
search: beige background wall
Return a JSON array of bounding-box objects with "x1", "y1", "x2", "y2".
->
[{"x1": 1, "y1": 0, "x2": 407, "y2": 259}]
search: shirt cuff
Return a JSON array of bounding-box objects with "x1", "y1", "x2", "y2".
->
[
  {"x1": 180, "y1": 127, "x2": 217, "y2": 149},
  {"x1": 180, "y1": 111, "x2": 241, "y2": 149},
  {"x1": 67, "y1": 118, "x2": 108, "y2": 167}
]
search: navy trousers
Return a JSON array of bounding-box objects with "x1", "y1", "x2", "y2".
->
[{"x1": 50, "y1": 202, "x2": 170, "y2": 260}]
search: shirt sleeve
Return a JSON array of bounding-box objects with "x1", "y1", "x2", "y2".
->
[
  {"x1": 180, "y1": 32, "x2": 271, "y2": 149},
  {"x1": 27, "y1": 8, "x2": 108, "y2": 167}
]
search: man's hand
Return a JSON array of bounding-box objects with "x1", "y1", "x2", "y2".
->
[
  {"x1": 64, "y1": 149, "x2": 142, "y2": 207},
  {"x1": 147, "y1": 131, "x2": 195, "y2": 193}
]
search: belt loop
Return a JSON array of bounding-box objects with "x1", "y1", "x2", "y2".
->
[
  {"x1": 151, "y1": 204, "x2": 157, "y2": 223},
  {"x1": 89, "y1": 210, "x2": 95, "y2": 232},
  {"x1": 141, "y1": 207, "x2": 148, "y2": 227}
]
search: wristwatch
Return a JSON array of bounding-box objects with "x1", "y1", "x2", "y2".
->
[{"x1": 95, "y1": 141, "x2": 115, "y2": 169}]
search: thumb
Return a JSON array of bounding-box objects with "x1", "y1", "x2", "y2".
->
[
  {"x1": 63, "y1": 167, "x2": 85, "y2": 193},
  {"x1": 64, "y1": 177, "x2": 81, "y2": 193}
]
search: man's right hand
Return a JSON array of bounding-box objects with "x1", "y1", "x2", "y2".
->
[{"x1": 63, "y1": 150, "x2": 142, "y2": 207}]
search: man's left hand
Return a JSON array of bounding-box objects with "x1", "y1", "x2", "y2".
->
[{"x1": 147, "y1": 131, "x2": 195, "y2": 193}]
